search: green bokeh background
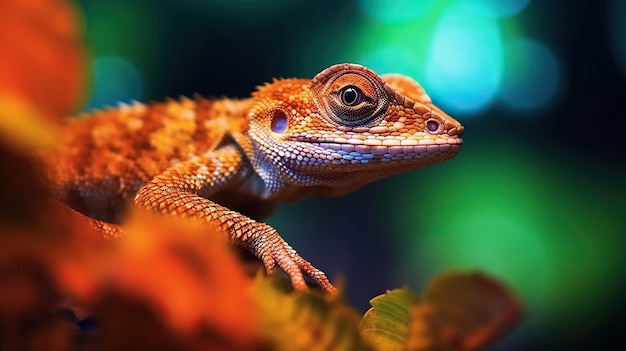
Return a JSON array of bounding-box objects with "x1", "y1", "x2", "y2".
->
[{"x1": 75, "y1": 0, "x2": 626, "y2": 349}]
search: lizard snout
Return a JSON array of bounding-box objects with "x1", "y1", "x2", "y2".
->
[
  {"x1": 431, "y1": 107, "x2": 463, "y2": 137},
  {"x1": 447, "y1": 123, "x2": 464, "y2": 137}
]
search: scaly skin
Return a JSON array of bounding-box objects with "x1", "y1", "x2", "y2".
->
[{"x1": 38, "y1": 63, "x2": 464, "y2": 294}]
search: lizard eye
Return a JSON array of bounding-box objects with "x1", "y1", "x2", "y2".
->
[
  {"x1": 270, "y1": 109, "x2": 288, "y2": 134},
  {"x1": 340, "y1": 86, "x2": 363, "y2": 106},
  {"x1": 311, "y1": 67, "x2": 391, "y2": 127}
]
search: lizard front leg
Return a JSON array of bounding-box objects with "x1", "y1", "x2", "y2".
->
[{"x1": 133, "y1": 144, "x2": 336, "y2": 294}]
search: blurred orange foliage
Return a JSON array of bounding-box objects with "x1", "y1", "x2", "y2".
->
[
  {"x1": 117, "y1": 213, "x2": 252, "y2": 335},
  {"x1": 0, "y1": 1, "x2": 257, "y2": 349},
  {"x1": 0, "y1": 0, "x2": 87, "y2": 121},
  {"x1": 0, "y1": 0, "x2": 87, "y2": 151}
]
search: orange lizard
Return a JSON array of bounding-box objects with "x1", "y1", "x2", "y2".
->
[{"x1": 38, "y1": 63, "x2": 464, "y2": 294}]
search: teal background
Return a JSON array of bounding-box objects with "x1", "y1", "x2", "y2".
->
[{"x1": 76, "y1": 0, "x2": 625, "y2": 349}]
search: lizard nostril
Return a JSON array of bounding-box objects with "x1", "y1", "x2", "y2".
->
[{"x1": 270, "y1": 109, "x2": 288, "y2": 134}]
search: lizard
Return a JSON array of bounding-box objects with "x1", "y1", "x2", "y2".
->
[{"x1": 38, "y1": 63, "x2": 464, "y2": 295}]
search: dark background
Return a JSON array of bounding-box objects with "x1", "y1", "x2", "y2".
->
[{"x1": 75, "y1": 0, "x2": 625, "y2": 349}]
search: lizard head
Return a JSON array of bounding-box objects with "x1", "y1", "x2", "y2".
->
[{"x1": 246, "y1": 63, "x2": 463, "y2": 198}]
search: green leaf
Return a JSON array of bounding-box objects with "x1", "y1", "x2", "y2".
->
[
  {"x1": 360, "y1": 287, "x2": 420, "y2": 351},
  {"x1": 253, "y1": 277, "x2": 374, "y2": 351}
]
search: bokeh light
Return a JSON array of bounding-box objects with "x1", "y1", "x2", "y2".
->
[
  {"x1": 80, "y1": 1, "x2": 158, "y2": 64},
  {"x1": 458, "y1": 0, "x2": 531, "y2": 18},
  {"x1": 425, "y1": 9, "x2": 502, "y2": 115},
  {"x1": 303, "y1": 1, "x2": 538, "y2": 117},
  {"x1": 348, "y1": 18, "x2": 439, "y2": 79},
  {"x1": 391, "y1": 143, "x2": 621, "y2": 327},
  {"x1": 356, "y1": 0, "x2": 436, "y2": 23},
  {"x1": 358, "y1": 46, "x2": 422, "y2": 82},
  {"x1": 87, "y1": 55, "x2": 143, "y2": 110},
  {"x1": 500, "y1": 38, "x2": 561, "y2": 110}
]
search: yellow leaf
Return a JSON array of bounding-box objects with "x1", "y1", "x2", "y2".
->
[{"x1": 0, "y1": 94, "x2": 59, "y2": 151}]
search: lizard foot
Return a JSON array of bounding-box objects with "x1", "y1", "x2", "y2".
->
[{"x1": 251, "y1": 224, "x2": 337, "y2": 295}]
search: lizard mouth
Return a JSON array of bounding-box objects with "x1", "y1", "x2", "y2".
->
[
  {"x1": 285, "y1": 134, "x2": 463, "y2": 170},
  {"x1": 314, "y1": 137, "x2": 461, "y2": 162}
]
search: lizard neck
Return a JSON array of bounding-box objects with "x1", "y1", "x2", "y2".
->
[{"x1": 233, "y1": 130, "x2": 369, "y2": 202}]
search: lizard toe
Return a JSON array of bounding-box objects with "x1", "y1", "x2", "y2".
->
[
  {"x1": 251, "y1": 223, "x2": 335, "y2": 293},
  {"x1": 293, "y1": 255, "x2": 337, "y2": 295},
  {"x1": 274, "y1": 252, "x2": 308, "y2": 291},
  {"x1": 260, "y1": 251, "x2": 277, "y2": 275}
]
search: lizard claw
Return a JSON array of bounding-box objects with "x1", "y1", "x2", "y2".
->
[
  {"x1": 251, "y1": 225, "x2": 337, "y2": 295},
  {"x1": 292, "y1": 254, "x2": 337, "y2": 295}
]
